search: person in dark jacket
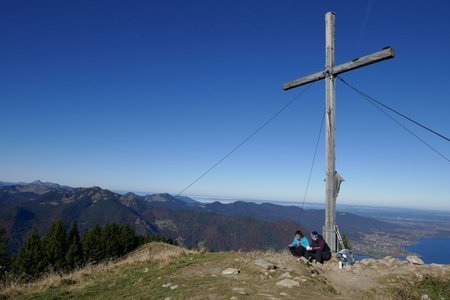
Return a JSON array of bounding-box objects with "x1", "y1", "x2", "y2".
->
[{"x1": 305, "y1": 231, "x2": 331, "y2": 264}]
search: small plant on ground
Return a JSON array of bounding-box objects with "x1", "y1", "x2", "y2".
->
[{"x1": 391, "y1": 275, "x2": 449, "y2": 300}]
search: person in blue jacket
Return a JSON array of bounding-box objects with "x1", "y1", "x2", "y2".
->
[{"x1": 288, "y1": 230, "x2": 310, "y2": 258}]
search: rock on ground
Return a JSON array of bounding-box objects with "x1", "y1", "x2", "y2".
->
[
  {"x1": 255, "y1": 258, "x2": 277, "y2": 270},
  {"x1": 222, "y1": 268, "x2": 240, "y2": 275},
  {"x1": 276, "y1": 279, "x2": 300, "y2": 288},
  {"x1": 406, "y1": 255, "x2": 424, "y2": 265},
  {"x1": 279, "y1": 272, "x2": 292, "y2": 278}
]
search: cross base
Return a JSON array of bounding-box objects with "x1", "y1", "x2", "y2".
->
[{"x1": 322, "y1": 226, "x2": 337, "y2": 253}]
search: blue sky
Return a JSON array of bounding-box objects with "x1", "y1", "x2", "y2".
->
[{"x1": 1, "y1": 1, "x2": 449, "y2": 210}]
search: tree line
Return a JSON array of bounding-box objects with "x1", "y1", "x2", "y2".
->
[{"x1": 0, "y1": 221, "x2": 175, "y2": 282}]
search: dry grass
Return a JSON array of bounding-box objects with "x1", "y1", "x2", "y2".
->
[
  {"x1": 3, "y1": 243, "x2": 446, "y2": 299},
  {"x1": 1, "y1": 262, "x2": 115, "y2": 298},
  {"x1": 117, "y1": 242, "x2": 194, "y2": 266},
  {"x1": 0, "y1": 243, "x2": 294, "y2": 299},
  {"x1": 0, "y1": 242, "x2": 195, "y2": 298}
]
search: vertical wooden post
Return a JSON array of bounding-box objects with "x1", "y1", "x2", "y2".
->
[
  {"x1": 323, "y1": 11, "x2": 337, "y2": 252},
  {"x1": 282, "y1": 12, "x2": 394, "y2": 253}
]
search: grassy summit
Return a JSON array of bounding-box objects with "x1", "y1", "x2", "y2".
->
[{"x1": 1, "y1": 242, "x2": 449, "y2": 299}]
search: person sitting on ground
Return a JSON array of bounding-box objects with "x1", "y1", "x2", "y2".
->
[
  {"x1": 288, "y1": 230, "x2": 310, "y2": 259},
  {"x1": 306, "y1": 231, "x2": 332, "y2": 264}
]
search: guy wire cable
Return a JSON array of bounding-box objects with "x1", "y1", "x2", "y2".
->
[{"x1": 175, "y1": 83, "x2": 315, "y2": 198}]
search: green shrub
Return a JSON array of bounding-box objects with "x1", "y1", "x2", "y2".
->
[
  {"x1": 392, "y1": 275, "x2": 449, "y2": 300},
  {"x1": 12, "y1": 227, "x2": 48, "y2": 281}
]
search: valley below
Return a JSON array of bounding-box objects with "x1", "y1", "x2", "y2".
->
[{"x1": 1, "y1": 181, "x2": 449, "y2": 261}]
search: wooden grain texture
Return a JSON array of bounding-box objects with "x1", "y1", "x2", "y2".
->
[
  {"x1": 282, "y1": 70, "x2": 325, "y2": 90},
  {"x1": 281, "y1": 11, "x2": 394, "y2": 252},
  {"x1": 332, "y1": 47, "x2": 395, "y2": 75},
  {"x1": 282, "y1": 47, "x2": 395, "y2": 91},
  {"x1": 324, "y1": 11, "x2": 337, "y2": 252}
]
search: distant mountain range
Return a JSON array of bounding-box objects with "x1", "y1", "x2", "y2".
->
[
  {"x1": 0, "y1": 181, "x2": 397, "y2": 253},
  {"x1": 0, "y1": 180, "x2": 29, "y2": 187}
]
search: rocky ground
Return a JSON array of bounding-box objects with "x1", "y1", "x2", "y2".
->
[
  {"x1": 1, "y1": 243, "x2": 449, "y2": 299},
  {"x1": 254, "y1": 251, "x2": 449, "y2": 299}
]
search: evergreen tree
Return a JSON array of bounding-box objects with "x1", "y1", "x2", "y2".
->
[
  {"x1": 120, "y1": 224, "x2": 138, "y2": 255},
  {"x1": 102, "y1": 223, "x2": 122, "y2": 259},
  {"x1": 43, "y1": 220, "x2": 67, "y2": 271},
  {"x1": 0, "y1": 225, "x2": 10, "y2": 278},
  {"x1": 65, "y1": 221, "x2": 83, "y2": 269},
  {"x1": 12, "y1": 227, "x2": 48, "y2": 280},
  {"x1": 342, "y1": 234, "x2": 352, "y2": 250},
  {"x1": 82, "y1": 224, "x2": 104, "y2": 263},
  {"x1": 0, "y1": 225, "x2": 9, "y2": 267}
]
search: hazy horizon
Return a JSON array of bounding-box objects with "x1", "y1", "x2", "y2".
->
[{"x1": 2, "y1": 178, "x2": 449, "y2": 213}]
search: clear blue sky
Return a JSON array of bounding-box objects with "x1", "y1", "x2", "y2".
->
[{"x1": 1, "y1": 1, "x2": 449, "y2": 210}]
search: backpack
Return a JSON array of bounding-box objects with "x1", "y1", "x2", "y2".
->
[{"x1": 336, "y1": 249, "x2": 355, "y2": 266}]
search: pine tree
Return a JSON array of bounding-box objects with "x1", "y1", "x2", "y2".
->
[
  {"x1": 0, "y1": 225, "x2": 10, "y2": 278},
  {"x1": 102, "y1": 223, "x2": 122, "y2": 259},
  {"x1": 65, "y1": 221, "x2": 83, "y2": 269},
  {"x1": 120, "y1": 224, "x2": 137, "y2": 255},
  {"x1": 12, "y1": 227, "x2": 48, "y2": 280},
  {"x1": 82, "y1": 224, "x2": 104, "y2": 263},
  {"x1": 342, "y1": 234, "x2": 352, "y2": 250},
  {"x1": 0, "y1": 226, "x2": 9, "y2": 266},
  {"x1": 43, "y1": 220, "x2": 67, "y2": 271}
]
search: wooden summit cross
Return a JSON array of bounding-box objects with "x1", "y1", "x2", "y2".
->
[{"x1": 282, "y1": 11, "x2": 395, "y2": 252}]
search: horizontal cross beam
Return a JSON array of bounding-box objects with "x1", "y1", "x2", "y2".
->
[{"x1": 282, "y1": 47, "x2": 395, "y2": 90}]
